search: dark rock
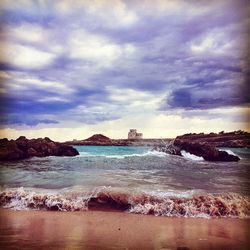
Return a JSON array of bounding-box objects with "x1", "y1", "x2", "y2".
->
[
  {"x1": 57, "y1": 144, "x2": 79, "y2": 156},
  {"x1": 173, "y1": 139, "x2": 240, "y2": 162},
  {"x1": 16, "y1": 136, "x2": 27, "y2": 140},
  {"x1": 16, "y1": 136, "x2": 29, "y2": 153},
  {"x1": 0, "y1": 140, "x2": 25, "y2": 160},
  {"x1": 154, "y1": 139, "x2": 240, "y2": 162},
  {"x1": 0, "y1": 138, "x2": 9, "y2": 144},
  {"x1": 176, "y1": 131, "x2": 250, "y2": 148},
  {"x1": 27, "y1": 147, "x2": 38, "y2": 157},
  {"x1": 0, "y1": 137, "x2": 79, "y2": 161},
  {"x1": 44, "y1": 137, "x2": 53, "y2": 142}
]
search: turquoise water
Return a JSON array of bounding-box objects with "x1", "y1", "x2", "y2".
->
[
  {"x1": 0, "y1": 146, "x2": 249, "y2": 193},
  {"x1": 0, "y1": 146, "x2": 249, "y2": 216},
  {"x1": 74, "y1": 145, "x2": 150, "y2": 157}
]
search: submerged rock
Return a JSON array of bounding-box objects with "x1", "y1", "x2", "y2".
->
[
  {"x1": 154, "y1": 139, "x2": 240, "y2": 162},
  {"x1": 0, "y1": 136, "x2": 79, "y2": 161}
]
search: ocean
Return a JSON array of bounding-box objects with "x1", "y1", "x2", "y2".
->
[{"x1": 0, "y1": 146, "x2": 249, "y2": 218}]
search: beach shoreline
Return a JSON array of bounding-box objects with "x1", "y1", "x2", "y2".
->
[{"x1": 0, "y1": 209, "x2": 249, "y2": 250}]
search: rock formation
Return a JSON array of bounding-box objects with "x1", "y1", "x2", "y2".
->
[
  {"x1": 86, "y1": 134, "x2": 111, "y2": 142},
  {"x1": 176, "y1": 131, "x2": 250, "y2": 148},
  {"x1": 0, "y1": 136, "x2": 79, "y2": 161},
  {"x1": 154, "y1": 139, "x2": 240, "y2": 162}
]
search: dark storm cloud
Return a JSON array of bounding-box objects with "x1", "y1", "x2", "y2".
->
[{"x1": 164, "y1": 86, "x2": 245, "y2": 110}]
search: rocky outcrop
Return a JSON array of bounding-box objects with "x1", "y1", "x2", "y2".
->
[
  {"x1": 0, "y1": 138, "x2": 25, "y2": 160},
  {"x1": 0, "y1": 136, "x2": 79, "y2": 161},
  {"x1": 176, "y1": 131, "x2": 250, "y2": 148},
  {"x1": 154, "y1": 139, "x2": 240, "y2": 162},
  {"x1": 174, "y1": 139, "x2": 240, "y2": 162},
  {"x1": 86, "y1": 134, "x2": 111, "y2": 142}
]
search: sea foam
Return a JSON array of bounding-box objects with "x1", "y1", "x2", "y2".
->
[
  {"x1": 1, "y1": 187, "x2": 249, "y2": 218},
  {"x1": 78, "y1": 150, "x2": 167, "y2": 159},
  {"x1": 181, "y1": 150, "x2": 204, "y2": 161}
]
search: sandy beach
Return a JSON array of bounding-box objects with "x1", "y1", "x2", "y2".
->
[{"x1": 0, "y1": 209, "x2": 249, "y2": 250}]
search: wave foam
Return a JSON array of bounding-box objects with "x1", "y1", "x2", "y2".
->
[
  {"x1": 78, "y1": 150, "x2": 167, "y2": 159},
  {"x1": 219, "y1": 149, "x2": 240, "y2": 158},
  {"x1": 1, "y1": 187, "x2": 249, "y2": 218},
  {"x1": 181, "y1": 150, "x2": 204, "y2": 161}
]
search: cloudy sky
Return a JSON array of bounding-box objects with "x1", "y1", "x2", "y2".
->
[{"x1": 0, "y1": 0, "x2": 249, "y2": 141}]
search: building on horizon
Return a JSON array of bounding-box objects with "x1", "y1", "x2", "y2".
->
[{"x1": 128, "y1": 129, "x2": 143, "y2": 139}]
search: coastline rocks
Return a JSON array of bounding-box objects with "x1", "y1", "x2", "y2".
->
[
  {"x1": 176, "y1": 131, "x2": 250, "y2": 148},
  {"x1": 154, "y1": 139, "x2": 240, "y2": 162},
  {"x1": 174, "y1": 140, "x2": 240, "y2": 162},
  {"x1": 0, "y1": 136, "x2": 79, "y2": 161},
  {"x1": 0, "y1": 139, "x2": 25, "y2": 160}
]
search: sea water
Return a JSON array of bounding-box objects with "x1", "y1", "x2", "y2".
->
[{"x1": 0, "y1": 146, "x2": 249, "y2": 217}]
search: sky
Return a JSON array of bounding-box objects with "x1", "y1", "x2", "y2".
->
[{"x1": 0, "y1": 0, "x2": 249, "y2": 141}]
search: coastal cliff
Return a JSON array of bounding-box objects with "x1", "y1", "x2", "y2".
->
[{"x1": 0, "y1": 136, "x2": 79, "y2": 161}]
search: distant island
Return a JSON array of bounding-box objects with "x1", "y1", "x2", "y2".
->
[
  {"x1": 66, "y1": 130, "x2": 250, "y2": 148},
  {"x1": 67, "y1": 134, "x2": 171, "y2": 146}
]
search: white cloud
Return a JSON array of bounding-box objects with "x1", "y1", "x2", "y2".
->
[
  {"x1": 4, "y1": 23, "x2": 48, "y2": 43},
  {"x1": 55, "y1": 0, "x2": 138, "y2": 27},
  {"x1": 107, "y1": 86, "x2": 162, "y2": 109},
  {"x1": 19, "y1": 78, "x2": 73, "y2": 94},
  {"x1": 0, "y1": 71, "x2": 10, "y2": 79},
  {"x1": 5, "y1": 72, "x2": 74, "y2": 95},
  {"x1": 0, "y1": 0, "x2": 33, "y2": 9},
  {"x1": 37, "y1": 96, "x2": 70, "y2": 103},
  {"x1": 132, "y1": 0, "x2": 215, "y2": 17},
  {"x1": 190, "y1": 29, "x2": 236, "y2": 55},
  {"x1": 0, "y1": 43, "x2": 56, "y2": 69},
  {"x1": 69, "y1": 30, "x2": 135, "y2": 67},
  {"x1": 0, "y1": 22, "x2": 65, "y2": 68}
]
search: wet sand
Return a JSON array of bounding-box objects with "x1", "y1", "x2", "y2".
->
[{"x1": 0, "y1": 209, "x2": 249, "y2": 250}]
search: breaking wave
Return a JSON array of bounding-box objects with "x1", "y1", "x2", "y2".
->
[
  {"x1": 78, "y1": 150, "x2": 167, "y2": 159},
  {"x1": 0, "y1": 187, "x2": 249, "y2": 218},
  {"x1": 219, "y1": 149, "x2": 241, "y2": 158},
  {"x1": 181, "y1": 150, "x2": 204, "y2": 161}
]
